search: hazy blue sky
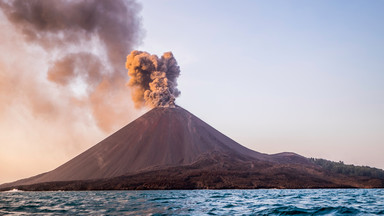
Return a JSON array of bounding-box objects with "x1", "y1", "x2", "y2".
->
[{"x1": 138, "y1": 0, "x2": 384, "y2": 168}]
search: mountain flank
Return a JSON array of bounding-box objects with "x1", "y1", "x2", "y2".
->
[{"x1": 1, "y1": 106, "x2": 383, "y2": 190}]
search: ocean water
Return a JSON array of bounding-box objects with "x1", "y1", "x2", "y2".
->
[{"x1": 1, "y1": 189, "x2": 383, "y2": 215}]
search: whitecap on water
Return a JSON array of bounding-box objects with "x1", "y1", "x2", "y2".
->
[{"x1": 3, "y1": 188, "x2": 23, "y2": 192}]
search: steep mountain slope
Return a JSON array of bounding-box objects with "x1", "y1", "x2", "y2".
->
[
  {"x1": 1, "y1": 106, "x2": 281, "y2": 187},
  {"x1": 2, "y1": 106, "x2": 382, "y2": 190}
]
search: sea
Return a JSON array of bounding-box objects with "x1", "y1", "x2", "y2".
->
[{"x1": 1, "y1": 189, "x2": 383, "y2": 215}]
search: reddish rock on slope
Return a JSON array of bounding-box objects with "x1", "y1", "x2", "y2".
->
[{"x1": 2, "y1": 106, "x2": 382, "y2": 190}]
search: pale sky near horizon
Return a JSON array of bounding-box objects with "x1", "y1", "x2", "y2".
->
[{"x1": 0, "y1": 0, "x2": 383, "y2": 184}]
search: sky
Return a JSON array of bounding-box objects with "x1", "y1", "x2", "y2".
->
[{"x1": 0, "y1": 0, "x2": 383, "y2": 184}]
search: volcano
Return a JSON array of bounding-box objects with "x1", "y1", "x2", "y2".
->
[{"x1": 1, "y1": 106, "x2": 383, "y2": 190}]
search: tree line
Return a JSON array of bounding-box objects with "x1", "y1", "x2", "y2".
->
[{"x1": 309, "y1": 158, "x2": 384, "y2": 178}]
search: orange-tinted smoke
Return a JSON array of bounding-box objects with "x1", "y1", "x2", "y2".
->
[
  {"x1": 126, "y1": 50, "x2": 181, "y2": 108},
  {"x1": 0, "y1": 0, "x2": 143, "y2": 132}
]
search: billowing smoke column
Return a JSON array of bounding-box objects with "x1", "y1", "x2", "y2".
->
[
  {"x1": 0, "y1": 0, "x2": 142, "y2": 132},
  {"x1": 126, "y1": 50, "x2": 181, "y2": 108}
]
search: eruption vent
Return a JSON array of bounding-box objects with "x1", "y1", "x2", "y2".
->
[{"x1": 126, "y1": 50, "x2": 181, "y2": 108}]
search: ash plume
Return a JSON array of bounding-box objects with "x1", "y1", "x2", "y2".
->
[
  {"x1": 0, "y1": 0, "x2": 142, "y2": 132},
  {"x1": 126, "y1": 50, "x2": 181, "y2": 108}
]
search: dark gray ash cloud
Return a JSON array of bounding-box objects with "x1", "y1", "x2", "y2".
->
[{"x1": 126, "y1": 50, "x2": 181, "y2": 108}]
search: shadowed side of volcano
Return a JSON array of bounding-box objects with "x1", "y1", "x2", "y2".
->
[
  {"x1": 2, "y1": 106, "x2": 383, "y2": 190},
  {"x1": 3, "y1": 106, "x2": 272, "y2": 187}
]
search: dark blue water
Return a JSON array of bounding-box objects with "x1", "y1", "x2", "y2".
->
[{"x1": 1, "y1": 189, "x2": 383, "y2": 215}]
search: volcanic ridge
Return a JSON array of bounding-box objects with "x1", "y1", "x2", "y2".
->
[{"x1": 1, "y1": 106, "x2": 383, "y2": 190}]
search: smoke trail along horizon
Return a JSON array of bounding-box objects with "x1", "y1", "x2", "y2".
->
[
  {"x1": 126, "y1": 50, "x2": 181, "y2": 108},
  {"x1": 0, "y1": 0, "x2": 143, "y2": 132}
]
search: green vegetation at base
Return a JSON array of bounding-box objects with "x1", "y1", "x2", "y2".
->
[{"x1": 310, "y1": 158, "x2": 384, "y2": 179}]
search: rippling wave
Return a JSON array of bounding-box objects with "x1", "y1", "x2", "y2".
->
[{"x1": 1, "y1": 189, "x2": 383, "y2": 215}]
